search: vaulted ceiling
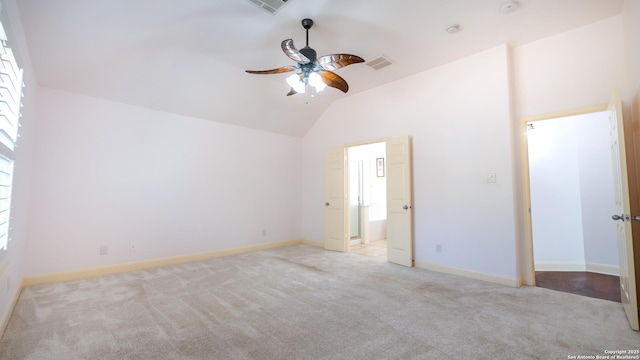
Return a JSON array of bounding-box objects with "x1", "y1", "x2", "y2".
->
[{"x1": 15, "y1": 0, "x2": 623, "y2": 136}]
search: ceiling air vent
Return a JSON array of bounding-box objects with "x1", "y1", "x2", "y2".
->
[
  {"x1": 366, "y1": 56, "x2": 393, "y2": 70},
  {"x1": 247, "y1": 0, "x2": 290, "y2": 14}
]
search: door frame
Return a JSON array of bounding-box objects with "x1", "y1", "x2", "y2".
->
[
  {"x1": 324, "y1": 135, "x2": 415, "y2": 267},
  {"x1": 329, "y1": 135, "x2": 414, "y2": 266},
  {"x1": 519, "y1": 103, "x2": 609, "y2": 286}
]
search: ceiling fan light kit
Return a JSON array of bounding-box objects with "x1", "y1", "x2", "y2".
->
[{"x1": 245, "y1": 18, "x2": 364, "y2": 97}]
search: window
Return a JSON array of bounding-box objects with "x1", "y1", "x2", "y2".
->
[{"x1": 0, "y1": 18, "x2": 24, "y2": 250}]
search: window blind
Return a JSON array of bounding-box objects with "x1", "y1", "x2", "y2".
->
[
  {"x1": 0, "y1": 22, "x2": 22, "y2": 152},
  {"x1": 0, "y1": 18, "x2": 23, "y2": 250}
]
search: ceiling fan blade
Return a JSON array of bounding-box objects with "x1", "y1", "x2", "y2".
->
[
  {"x1": 281, "y1": 39, "x2": 310, "y2": 63},
  {"x1": 317, "y1": 54, "x2": 365, "y2": 71},
  {"x1": 319, "y1": 70, "x2": 349, "y2": 93},
  {"x1": 245, "y1": 65, "x2": 297, "y2": 75},
  {"x1": 286, "y1": 88, "x2": 298, "y2": 96}
]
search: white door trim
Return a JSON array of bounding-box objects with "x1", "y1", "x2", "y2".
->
[{"x1": 518, "y1": 103, "x2": 608, "y2": 286}]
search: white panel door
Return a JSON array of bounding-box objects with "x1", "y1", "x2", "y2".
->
[
  {"x1": 324, "y1": 147, "x2": 347, "y2": 252},
  {"x1": 386, "y1": 136, "x2": 414, "y2": 267},
  {"x1": 609, "y1": 93, "x2": 639, "y2": 330}
]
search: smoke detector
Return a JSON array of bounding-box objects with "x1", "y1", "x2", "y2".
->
[
  {"x1": 446, "y1": 24, "x2": 460, "y2": 34},
  {"x1": 500, "y1": 0, "x2": 520, "y2": 14}
]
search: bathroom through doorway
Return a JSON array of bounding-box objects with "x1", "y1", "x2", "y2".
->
[{"x1": 347, "y1": 142, "x2": 387, "y2": 259}]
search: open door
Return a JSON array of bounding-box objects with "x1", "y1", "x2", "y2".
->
[
  {"x1": 386, "y1": 136, "x2": 414, "y2": 267},
  {"x1": 609, "y1": 93, "x2": 639, "y2": 330},
  {"x1": 324, "y1": 147, "x2": 347, "y2": 252}
]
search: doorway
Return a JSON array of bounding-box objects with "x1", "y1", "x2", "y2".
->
[
  {"x1": 324, "y1": 136, "x2": 414, "y2": 267},
  {"x1": 347, "y1": 142, "x2": 387, "y2": 259},
  {"x1": 526, "y1": 110, "x2": 620, "y2": 301}
]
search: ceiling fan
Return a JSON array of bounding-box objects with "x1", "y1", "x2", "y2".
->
[{"x1": 245, "y1": 18, "x2": 365, "y2": 96}]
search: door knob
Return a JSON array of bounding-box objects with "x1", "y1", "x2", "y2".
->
[
  {"x1": 325, "y1": 202, "x2": 330, "y2": 206},
  {"x1": 632, "y1": 215, "x2": 640, "y2": 221},
  {"x1": 612, "y1": 214, "x2": 625, "y2": 221},
  {"x1": 403, "y1": 205, "x2": 411, "y2": 210}
]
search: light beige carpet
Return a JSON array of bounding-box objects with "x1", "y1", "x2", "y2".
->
[{"x1": 1, "y1": 244, "x2": 638, "y2": 359}]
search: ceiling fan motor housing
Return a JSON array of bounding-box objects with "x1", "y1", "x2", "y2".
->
[
  {"x1": 301, "y1": 18, "x2": 313, "y2": 29},
  {"x1": 300, "y1": 47, "x2": 317, "y2": 62}
]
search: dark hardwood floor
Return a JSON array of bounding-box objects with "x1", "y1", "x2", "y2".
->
[{"x1": 535, "y1": 271, "x2": 621, "y2": 302}]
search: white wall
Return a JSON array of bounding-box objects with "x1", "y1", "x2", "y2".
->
[
  {"x1": 25, "y1": 88, "x2": 302, "y2": 276},
  {"x1": 302, "y1": 45, "x2": 517, "y2": 279},
  {"x1": 0, "y1": 0, "x2": 38, "y2": 333},
  {"x1": 528, "y1": 112, "x2": 618, "y2": 271},
  {"x1": 513, "y1": 16, "x2": 629, "y2": 118},
  {"x1": 623, "y1": 0, "x2": 640, "y2": 94},
  {"x1": 576, "y1": 112, "x2": 619, "y2": 268},
  {"x1": 528, "y1": 118, "x2": 586, "y2": 266}
]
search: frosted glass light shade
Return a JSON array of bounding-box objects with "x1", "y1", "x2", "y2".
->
[
  {"x1": 286, "y1": 73, "x2": 306, "y2": 93},
  {"x1": 309, "y1": 72, "x2": 326, "y2": 92}
]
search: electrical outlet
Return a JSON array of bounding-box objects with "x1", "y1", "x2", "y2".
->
[
  {"x1": 99, "y1": 245, "x2": 109, "y2": 256},
  {"x1": 485, "y1": 173, "x2": 497, "y2": 183},
  {"x1": 262, "y1": 229, "x2": 267, "y2": 237},
  {"x1": 129, "y1": 244, "x2": 136, "y2": 253},
  {"x1": 435, "y1": 244, "x2": 442, "y2": 253}
]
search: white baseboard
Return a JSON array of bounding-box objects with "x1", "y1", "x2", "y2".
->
[
  {"x1": 534, "y1": 262, "x2": 619, "y2": 276},
  {"x1": 301, "y1": 238, "x2": 324, "y2": 248},
  {"x1": 535, "y1": 262, "x2": 586, "y2": 272},
  {"x1": 586, "y1": 262, "x2": 619, "y2": 276},
  {"x1": 414, "y1": 260, "x2": 518, "y2": 288},
  {"x1": 23, "y1": 238, "x2": 305, "y2": 287}
]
